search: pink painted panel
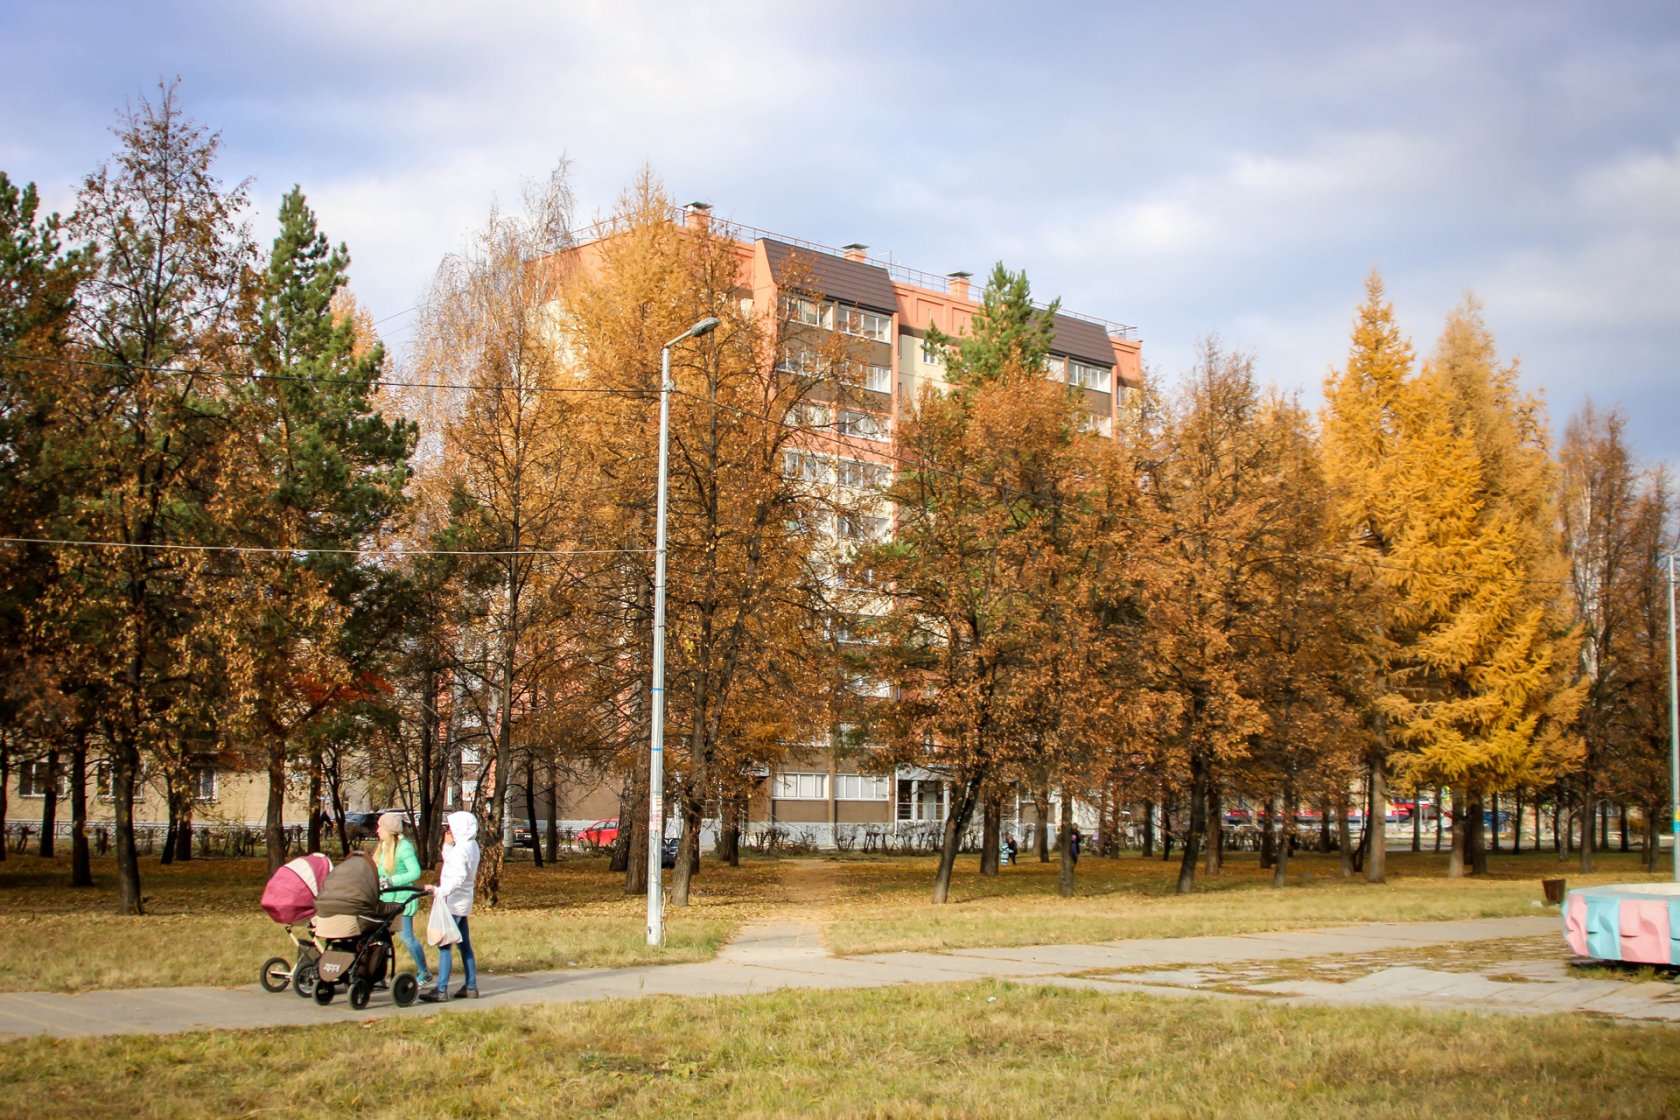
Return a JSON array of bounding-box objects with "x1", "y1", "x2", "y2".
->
[
  {"x1": 1618, "y1": 899, "x2": 1672, "y2": 965},
  {"x1": 1564, "y1": 894, "x2": 1589, "y2": 956}
]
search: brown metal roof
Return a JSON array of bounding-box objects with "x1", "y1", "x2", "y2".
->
[
  {"x1": 1047, "y1": 313, "x2": 1116, "y2": 368},
  {"x1": 762, "y1": 239, "x2": 898, "y2": 316}
]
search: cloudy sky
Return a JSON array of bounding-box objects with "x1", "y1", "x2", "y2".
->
[{"x1": 4, "y1": 0, "x2": 1676, "y2": 465}]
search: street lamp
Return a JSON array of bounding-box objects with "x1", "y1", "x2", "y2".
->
[
  {"x1": 1667, "y1": 550, "x2": 1678, "y2": 882},
  {"x1": 648, "y1": 315, "x2": 719, "y2": 946}
]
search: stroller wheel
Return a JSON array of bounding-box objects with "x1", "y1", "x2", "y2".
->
[
  {"x1": 348, "y1": 979, "x2": 372, "y2": 1011},
  {"x1": 393, "y1": 973, "x2": 419, "y2": 1007},
  {"x1": 293, "y1": 963, "x2": 318, "y2": 999},
  {"x1": 259, "y1": 956, "x2": 292, "y2": 993},
  {"x1": 313, "y1": 982, "x2": 336, "y2": 1006}
]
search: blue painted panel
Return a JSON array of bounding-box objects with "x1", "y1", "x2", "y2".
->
[{"x1": 1584, "y1": 895, "x2": 1622, "y2": 960}]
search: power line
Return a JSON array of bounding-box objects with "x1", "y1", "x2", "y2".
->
[
  {"x1": 1, "y1": 349, "x2": 1572, "y2": 589},
  {"x1": 0, "y1": 536, "x2": 651, "y2": 560},
  {"x1": 2, "y1": 350, "x2": 649, "y2": 397}
]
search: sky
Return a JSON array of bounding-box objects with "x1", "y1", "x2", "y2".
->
[{"x1": 4, "y1": 0, "x2": 1676, "y2": 466}]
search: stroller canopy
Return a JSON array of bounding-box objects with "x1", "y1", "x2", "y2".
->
[{"x1": 261, "y1": 852, "x2": 334, "y2": 925}]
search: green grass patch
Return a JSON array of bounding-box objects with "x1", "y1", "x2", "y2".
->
[{"x1": 1, "y1": 981, "x2": 1677, "y2": 1118}]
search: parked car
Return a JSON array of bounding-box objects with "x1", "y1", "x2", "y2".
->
[{"x1": 577, "y1": 819, "x2": 621, "y2": 851}]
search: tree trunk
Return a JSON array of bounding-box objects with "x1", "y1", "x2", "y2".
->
[
  {"x1": 1320, "y1": 798, "x2": 1333, "y2": 854},
  {"x1": 670, "y1": 788, "x2": 704, "y2": 907},
  {"x1": 70, "y1": 735, "x2": 92, "y2": 887},
  {"x1": 0, "y1": 746, "x2": 8, "y2": 863},
  {"x1": 1203, "y1": 784, "x2": 1222, "y2": 877},
  {"x1": 418, "y1": 665, "x2": 439, "y2": 868},
  {"x1": 1644, "y1": 807, "x2": 1659, "y2": 872},
  {"x1": 1512, "y1": 789, "x2": 1523, "y2": 854},
  {"x1": 1272, "y1": 790, "x2": 1293, "y2": 888},
  {"x1": 524, "y1": 757, "x2": 543, "y2": 869},
  {"x1": 1161, "y1": 799, "x2": 1174, "y2": 861},
  {"x1": 545, "y1": 763, "x2": 560, "y2": 864},
  {"x1": 1336, "y1": 793, "x2": 1353, "y2": 878},
  {"x1": 1468, "y1": 790, "x2": 1488, "y2": 876},
  {"x1": 621, "y1": 754, "x2": 648, "y2": 895},
  {"x1": 112, "y1": 742, "x2": 143, "y2": 914},
  {"x1": 1619, "y1": 804, "x2": 1629, "y2": 853},
  {"x1": 306, "y1": 751, "x2": 324, "y2": 854},
  {"x1": 1141, "y1": 798, "x2": 1154, "y2": 858},
  {"x1": 1578, "y1": 779, "x2": 1595, "y2": 873},
  {"x1": 1057, "y1": 790, "x2": 1075, "y2": 898},
  {"x1": 160, "y1": 777, "x2": 178, "y2": 867},
  {"x1": 1034, "y1": 789, "x2": 1051, "y2": 863},
  {"x1": 979, "y1": 796, "x2": 1000, "y2": 876},
  {"x1": 1259, "y1": 797, "x2": 1277, "y2": 870},
  {"x1": 1176, "y1": 753, "x2": 1208, "y2": 894},
  {"x1": 718, "y1": 795, "x2": 741, "y2": 867},
  {"x1": 1490, "y1": 790, "x2": 1502, "y2": 854},
  {"x1": 1448, "y1": 787, "x2": 1466, "y2": 878},
  {"x1": 173, "y1": 791, "x2": 193, "y2": 862},
  {"x1": 38, "y1": 750, "x2": 59, "y2": 858},
  {"x1": 265, "y1": 734, "x2": 289, "y2": 873},
  {"x1": 932, "y1": 775, "x2": 983, "y2": 904},
  {"x1": 1411, "y1": 790, "x2": 1422, "y2": 853},
  {"x1": 1365, "y1": 759, "x2": 1386, "y2": 883}
]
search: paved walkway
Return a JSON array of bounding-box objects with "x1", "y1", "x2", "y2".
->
[{"x1": 2, "y1": 915, "x2": 1675, "y2": 1042}]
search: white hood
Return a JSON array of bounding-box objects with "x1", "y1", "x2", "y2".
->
[
  {"x1": 437, "y1": 811, "x2": 482, "y2": 916},
  {"x1": 446, "y1": 811, "x2": 479, "y2": 845}
]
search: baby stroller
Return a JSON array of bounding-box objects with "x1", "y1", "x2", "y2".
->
[
  {"x1": 258, "y1": 852, "x2": 332, "y2": 997},
  {"x1": 261, "y1": 852, "x2": 424, "y2": 1010}
]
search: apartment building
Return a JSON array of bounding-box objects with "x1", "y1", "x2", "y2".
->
[{"x1": 548, "y1": 205, "x2": 1142, "y2": 848}]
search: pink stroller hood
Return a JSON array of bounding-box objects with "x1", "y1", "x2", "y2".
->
[{"x1": 261, "y1": 852, "x2": 334, "y2": 924}]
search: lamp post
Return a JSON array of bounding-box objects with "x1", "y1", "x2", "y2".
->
[
  {"x1": 1667, "y1": 550, "x2": 1678, "y2": 882},
  {"x1": 648, "y1": 315, "x2": 719, "y2": 947}
]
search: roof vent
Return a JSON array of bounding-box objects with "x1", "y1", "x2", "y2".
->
[
  {"x1": 948, "y1": 271, "x2": 973, "y2": 300},
  {"x1": 842, "y1": 243, "x2": 869, "y2": 262},
  {"x1": 686, "y1": 202, "x2": 712, "y2": 231}
]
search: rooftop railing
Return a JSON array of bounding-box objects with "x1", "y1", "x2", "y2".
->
[{"x1": 568, "y1": 208, "x2": 1138, "y2": 341}]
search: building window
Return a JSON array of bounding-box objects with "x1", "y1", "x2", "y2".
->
[
  {"x1": 921, "y1": 338, "x2": 945, "y2": 366},
  {"x1": 896, "y1": 778, "x2": 949, "y2": 821},
  {"x1": 835, "y1": 774, "x2": 889, "y2": 801},
  {"x1": 1079, "y1": 413, "x2": 1114, "y2": 437},
  {"x1": 790, "y1": 402, "x2": 830, "y2": 429},
  {"x1": 784, "y1": 450, "x2": 832, "y2": 485},
  {"x1": 864, "y1": 363, "x2": 892, "y2": 393},
  {"x1": 837, "y1": 410, "x2": 887, "y2": 442},
  {"x1": 836, "y1": 458, "x2": 890, "y2": 491},
  {"x1": 836, "y1": 305, "x2": 892, "y2": 342},
  {"x1": 192, "y1": 766, "x2": 218, "y2": 802},
  {"x1": 781, "y1": 295, "x2": 833, "y2": 330},
  {"x1": 1068, "y1": 360, "x2": 1112, "y2": 393},
  {"x1": 95, "y1": 761, "x2": 114, "y2": 801},
  {"x1": 847, "y1": 674, "x2": 892, "y2": 698},
  {"x1": 838, "y1": 513, "x2": 889, "y2": 543},
  {"x1": 777, "y1": 345, "x2": 822, "y2": 377},
  {"x1": 772, "y1": 772, "x2": 828, "y2": 800},
  {"x1": 1043, "y1": 354, "x2": 1065, "y2": 378},
  {"x1": 18, "y1": 761, "x2": 61, "y2": 799}
]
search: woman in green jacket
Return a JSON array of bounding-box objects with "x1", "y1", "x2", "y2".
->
[{"x1": 374, "y1": 812, "x2": 430, "y2": 986}]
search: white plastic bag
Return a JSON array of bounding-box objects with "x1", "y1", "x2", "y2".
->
[{"x1": 426, "y1": 893, "x2": 461, "y2": 948}]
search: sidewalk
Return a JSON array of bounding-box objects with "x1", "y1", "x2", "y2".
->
[{"x1": 2, "y1": 915, "x2": 1674, "y2": 1042}]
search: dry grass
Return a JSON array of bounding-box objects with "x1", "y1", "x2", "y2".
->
[
  {"x1": 814, "y1": 849, "x2": 1665, "y2": 955},
  {"x1": 2, "y1": 980, "x2": 1678, "y2": 1118},
  {"x1": 0, "y1": 855, "x2": 776, "y2": 993},
  {"x1": 0, "y1": 847, "x2": 1663, "y2": 993}
]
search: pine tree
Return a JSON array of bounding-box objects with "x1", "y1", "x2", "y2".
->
[{"x1": 231, "y1": 186, "x2": 415, "y2": 871}]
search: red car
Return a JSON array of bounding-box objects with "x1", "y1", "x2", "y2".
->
[{"x1": 577, "y1": 819, "x2": 621, "y2": 850}]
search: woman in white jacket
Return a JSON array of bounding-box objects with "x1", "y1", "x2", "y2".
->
[{"x1": 421, "y1": 810, "x2": 481, "y2": 1001}]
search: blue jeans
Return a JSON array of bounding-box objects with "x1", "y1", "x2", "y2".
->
[
  {"x1": 397, "y1": 913, "x2": 429, "y2": 981},
  {"x1": 435, "y1": 915, "x2": 476, "y2": 990}
]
